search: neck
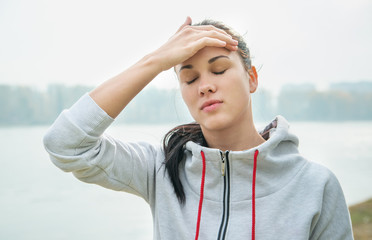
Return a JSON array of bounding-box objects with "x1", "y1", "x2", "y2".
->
[{"x1": 201, "y1": 110, "x2": 265, "y2": 152}]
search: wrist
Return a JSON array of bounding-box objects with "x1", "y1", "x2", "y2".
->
[{"x1": 140, "y1": 52, "x2": 165, "y2": 75}]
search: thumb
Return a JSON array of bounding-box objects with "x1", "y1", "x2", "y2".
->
[{"x1": 176, "y1": 16, "x2": 192, "y2": 33}]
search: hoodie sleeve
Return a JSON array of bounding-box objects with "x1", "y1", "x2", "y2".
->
[
  {"x1": 310, "y1": 170, "x2": 354, "y2": 240},
  {"x1": 43, "y1": 93, "x2": 159, "y2": 202}
]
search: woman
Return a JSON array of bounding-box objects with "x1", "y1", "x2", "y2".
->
[{"x1": 43, "y1": 17, "x2": 353, "y2": 239}]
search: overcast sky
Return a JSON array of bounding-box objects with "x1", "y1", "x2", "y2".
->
[{"x1": 1, "y1": 0, "x2": 371, "y2": 91}]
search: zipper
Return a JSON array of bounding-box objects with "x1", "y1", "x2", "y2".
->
[
  {"x1": 220, "y1": 152, "x2": 226, "y2": 176},
  {"x1": 217, "y1": 151, "x2": 230, "y2": 240}
]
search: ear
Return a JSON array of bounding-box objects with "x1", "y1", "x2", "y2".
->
[{"x1": 248, "y1": 66, "x2": 258, "y2": 93}]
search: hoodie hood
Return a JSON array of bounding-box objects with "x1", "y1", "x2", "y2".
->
[
  {"x1": 185, "y1": 116, "x2": 307, "y2": 240},
  {"x1": 184, "y1": 115, "x2": 306, "y2": 202}
]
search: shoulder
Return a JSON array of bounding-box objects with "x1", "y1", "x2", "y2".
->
[
  {"x1": 303, "y1": 160, "x2": 340, "y2": 184},
  {"x1": 303, "y1": 162, "x2": 353, "y2": 239},
  {"x1": 299, "y1": 160, "x2": 347, "y2": 202}
]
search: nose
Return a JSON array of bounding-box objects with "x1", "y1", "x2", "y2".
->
[{"x1": 198, "y1": 76, "x2": 217, "y2": 96}]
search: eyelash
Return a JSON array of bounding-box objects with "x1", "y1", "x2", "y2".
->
[
  {"x1": 186, "y1": 70, "x2": 227, "y2": 85},
  {"x1": 186, "y1": 78, "x2": 197, "y2": 85},
  {"x1": 214, "y1": 70, "x2": 226, "y2": 75}
]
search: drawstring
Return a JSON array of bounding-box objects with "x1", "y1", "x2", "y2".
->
[
  {"x1": 252, "y1": 149, "x2": 259, "y2": 240},
  {"x1": 195, "y1": 149, "x2": 259, "y2": 240},
  {"x1": 195, "y1": 150, "x2": 206, "y2": 240}
]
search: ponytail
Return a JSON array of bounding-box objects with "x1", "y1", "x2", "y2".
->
[{"x1": 163, "y1": 122, "x2": 206, "y2": 204}]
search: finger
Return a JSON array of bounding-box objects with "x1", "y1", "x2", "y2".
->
[
  {"x1": 224, "y1": 44, "x2": 239, "y2": 51},
  {"x1": 197, "y1": 39, "x2": 238, "y2": 52},
  {"x1": 191, "y1": 24, "x2": 231, "y2": 38},
  {"x1": 198, "y1": 30, "x2": 238, "y2": 47},
  {"x1": 176, "y1": 16, "x2": 192, "y2": 33},
  {"x1": 193, "y1": 37, "x2": 227, "y2": 52}
]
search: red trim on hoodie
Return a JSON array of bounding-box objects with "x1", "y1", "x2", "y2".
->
[{"x1": 195, "y1": 150, "x2": 207, "y2": 240}]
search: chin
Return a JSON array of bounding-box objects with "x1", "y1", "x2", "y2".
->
[{"x1": 199, "y1": 117, "x2": 232, "y2": 132}]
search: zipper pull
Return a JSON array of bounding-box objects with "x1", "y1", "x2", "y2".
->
[{"x1": 220, "y1": 152, "x2": 226, "y2": 176}]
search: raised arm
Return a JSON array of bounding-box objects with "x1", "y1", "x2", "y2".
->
[
  {"x1": 43, "y1": 17, "x2": 239, "y2": 200},
  {"x1": 89, "y1": 16, "x2": 238, "y2": 118}
]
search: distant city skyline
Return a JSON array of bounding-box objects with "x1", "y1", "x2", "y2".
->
[{"x1": 1, "y1": 0, "x2": 371, "y2": 92}]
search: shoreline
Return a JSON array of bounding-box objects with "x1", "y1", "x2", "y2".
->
[{"x1": 349, "y1": 198, "x2": 372, "y2": 239}]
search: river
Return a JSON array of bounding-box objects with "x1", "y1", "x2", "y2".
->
[{"x1": 0, "y1": 122, "x2": 371, "y2": 239}]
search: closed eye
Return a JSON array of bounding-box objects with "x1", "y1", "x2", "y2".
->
[
  {"x1": 186, "y1": 77, "x2": 198, "y2": 85},
  {"x1": 213, "y1": 70, "x2": 226, "y2": 75}
]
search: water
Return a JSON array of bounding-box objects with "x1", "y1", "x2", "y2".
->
[{"x1": 0, "y1": 122, "x2": 371, "y2": 239}]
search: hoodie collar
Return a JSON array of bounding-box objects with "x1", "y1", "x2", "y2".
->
[
  {"x1": 183, "y1": 115, "x2": 306, "y2": 202},
  {"x1": 185, "y1": 115, "x2": 298, "y2": 159}
]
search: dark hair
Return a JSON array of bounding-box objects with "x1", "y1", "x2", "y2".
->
[
  {"x1": 194, "y1": 19, "x2": 252, "y2": 71},
  {"x1": 162, "y1": 123, "x2": 206, "y2": 204},
  {"x1": 163, "y1": 19, "x2": 252, "y2": 204}
]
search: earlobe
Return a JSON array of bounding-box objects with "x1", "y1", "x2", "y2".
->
[{"x1": 249, "y1": 66, "x2": 258, "y2": 93}]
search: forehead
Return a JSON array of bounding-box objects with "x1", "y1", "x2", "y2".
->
[{"x1": 175, "y1": 47, "x2": 240, "y2": 71}]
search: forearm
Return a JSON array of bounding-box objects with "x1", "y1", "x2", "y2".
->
[
  {"x1": 89, "y1": 17, "x2": 238, "y2": 119},
  {"x1": 43, "y1": 93, "x2": 158, "y2": 196},
  {"x1": 89, "y1": 53, "x2": 162, "y2": 118}
]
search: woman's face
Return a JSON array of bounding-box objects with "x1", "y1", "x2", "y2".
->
[{"x1": 176, "y1": 47, "x2": 258, "y2": 132}]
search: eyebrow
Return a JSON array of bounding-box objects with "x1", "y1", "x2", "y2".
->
[
  {"x1": 179, "y1": 55, "x2": 230, "y2": 73},
  {"x1": 208, "y1": 55, "x2": 229, "y2": 64}
]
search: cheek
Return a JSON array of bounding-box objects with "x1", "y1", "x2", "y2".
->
[
  {"x1": 181, "y1": 86, "x2": 196, "y2": 110},
  {"x1": 226, "y1": 70, "x2": 250, "y2": 90},
  {"x1": 239, "y1": 71, "x2": 252, "y2": 89},
  {"x1": 180, "y1": 86, "x2": 202, "y2": 122},
  {"x1": 228, "y1": 73, "x2": 252, "y2": 101}
]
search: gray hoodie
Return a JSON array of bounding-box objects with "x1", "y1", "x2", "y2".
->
[{"x1": 43, "y1": 94, "x2": 353, "y2": 240}]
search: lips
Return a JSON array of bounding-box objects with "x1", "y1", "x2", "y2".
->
[{"x1": 200, "y1": 99, "x2": 223, "y2": 111}]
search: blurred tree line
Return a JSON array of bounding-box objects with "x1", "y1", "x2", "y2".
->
[
  {"x1": 0, "y1": 84, "x2": 191, "y2": 125},
  {"x1": 0, "y1": 81, "x2": 371, "y2": 126},
  {"x1": 273, "y1": 82, "x2": 372, "y2": 121}
]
